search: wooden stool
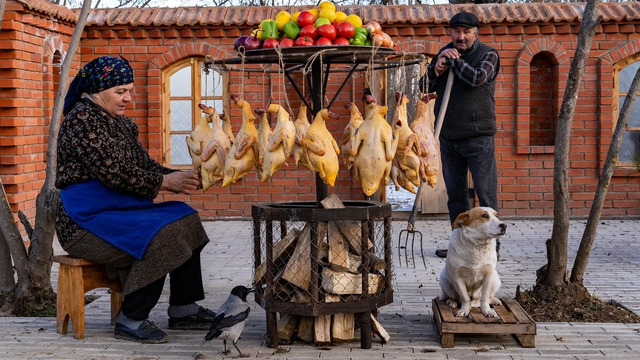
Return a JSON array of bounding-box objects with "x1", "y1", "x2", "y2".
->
[
  {"x1": 52, "y1": 255, "x2": 123, "y2": 339},
  {"x1": 432, "y1": 297, "x2": 536, "y2": 348}
]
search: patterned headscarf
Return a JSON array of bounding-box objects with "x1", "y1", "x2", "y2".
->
[{"x1": 63, "y1": 56, "x2": 134, "y2": 115}]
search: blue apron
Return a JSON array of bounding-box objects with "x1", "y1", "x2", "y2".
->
[{"x1": 60, "y1": 180, "x2": 196, "y2": 259}]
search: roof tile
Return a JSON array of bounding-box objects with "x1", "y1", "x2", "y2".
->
[{"x1": 74, "y1": 3, "x2": 640, "y2": 28}]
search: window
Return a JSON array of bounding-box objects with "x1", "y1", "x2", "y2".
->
[
  {"x1": 529, "y1": 52, "x2": 557, "y2": 146},
  {"x1": 162, "y1": 57, "x2": 228, "y2": 167},
  {"x1": 615, "y1": 58, "x2": 640, "y2": 168}
]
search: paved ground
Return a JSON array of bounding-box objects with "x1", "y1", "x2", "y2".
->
[{"x1": 1, "y1": 218, "x2": 639, "y2": 359}]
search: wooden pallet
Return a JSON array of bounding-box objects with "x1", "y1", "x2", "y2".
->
[{"x1": 432, "y1": 297, "x2": 536, "y2": 348}]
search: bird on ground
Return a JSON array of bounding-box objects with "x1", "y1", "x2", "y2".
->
[{"x1": 204, "y1": 285, "x2": 254, "y2": 357}]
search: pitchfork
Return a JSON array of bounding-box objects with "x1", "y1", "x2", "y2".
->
[{"x1": 397, "y1": 64, "x2": 453, "y2": 269}]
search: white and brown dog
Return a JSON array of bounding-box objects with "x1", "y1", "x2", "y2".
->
[{"x1": 439, "y1": 207, "x2": 507, "y2": 318}]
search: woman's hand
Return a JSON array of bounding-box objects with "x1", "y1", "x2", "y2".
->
[{"x1": 161, "y1": 171, "x2": 201, "y2": 194}]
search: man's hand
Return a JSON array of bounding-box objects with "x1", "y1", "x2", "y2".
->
[
  {"x1": 434, "y1": 48, "x2": 460, "y2": 76},
  {"x1": 161, "y1": 171, "x2": 201, "y2": 194}
]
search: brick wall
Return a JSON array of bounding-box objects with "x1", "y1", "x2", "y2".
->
[
  {"x1": 0, "y1": 1, "x2": 74, "y2": 223},
  {"x1": 2, "y1": 2, "x2": 640, "y2": 222}
]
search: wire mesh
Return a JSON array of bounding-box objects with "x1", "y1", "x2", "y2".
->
[{"x1": 253, "y1": 218, "x2": 392, "y2": 305}]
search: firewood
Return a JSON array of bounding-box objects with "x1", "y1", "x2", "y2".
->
[
  {"x1": 282, "y1": 222, "x2": 327, "y2": 291},
  {"x1": 326, "y1": 293, "x2": 354, "y2": 343},
  {"x1": 321, "y1": 267, "x2": 383, "y2": 295},
  {"x1": 371, "y1": 314, "x2": 390, "y2": 344},
  {"x1": 255, "y1": 228, "x2": 300, "y2": 285},
  {"x1": 277, "y1": 313, "x2": 299, "y2": 344},
  {"x1": 296, "y1": 316, "x2": 314, "y2": 343},
  {"x1": 368, "y1": 252, "x2": 387, "y2": 271},
  {"x1": 327, "y1": 222, "x2": 354, "y2": 272},
  {"x1": 320, "y1": 194, "x2": 373, "y2": 254},
  {"x1": 314, "y1": 314, "x2": 331, "y2": 345}
]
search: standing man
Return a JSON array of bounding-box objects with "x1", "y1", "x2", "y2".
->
[{"x1": 419, "y1": 11, "x2": 501, "y2": 258}]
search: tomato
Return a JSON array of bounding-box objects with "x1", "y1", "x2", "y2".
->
[
  {"x1": 316, "y1": 37, "x2": 333, "y2": 46},
  {"x1": 336, "y1": 21, "x2": 355, "y2": 39},
  {"x1": 333, "y1": 37, "x2": 350, "y2": 46},
  {"x1": 297, "y1": 11, "x2": 315, "y2": 28},
  {"x1": 317, "y1": 24, "x2": 337, "y2": 41},
  {"x1": 314, "y1": 17, "x2": 331, "y2": 29},
  {"x1": 294, "y1": 36, "x2": 315, "y2": 47},
  {"x1": 262, "y1": 38, "x2": 279, "y2": 49},
  {"x1": 300, "y1": 24, "x2": 318, "y2": 39},
  {"x1": 279, "y1": 38, "x2": 295, "y2": 48}
]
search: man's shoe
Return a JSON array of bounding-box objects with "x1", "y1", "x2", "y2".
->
[
  {"x1": 114, "y1": 320, "x2": 168, "y2": 344},
  {"x1": 435, "y1": 249, "x2": 448, "y2": 258},
  {"x1": 168, "y1": 306, "x2": 217, "y2": 330}
]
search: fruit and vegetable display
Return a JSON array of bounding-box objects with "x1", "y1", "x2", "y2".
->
[{"x1": 233, "y1": 1, "x2": 395, "y2": 51}]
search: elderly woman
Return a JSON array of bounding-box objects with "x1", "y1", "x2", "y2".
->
[{"x1": 56, "y1": 56, "x2": 215, "y2": 344}]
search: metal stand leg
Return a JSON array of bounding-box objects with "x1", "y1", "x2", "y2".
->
[
  {"x1": 359, "y1": 311, "x2": 372, "y2": 349},
  {"x1": 266, "y1": 311, "x2": 278, "y2": 348}
]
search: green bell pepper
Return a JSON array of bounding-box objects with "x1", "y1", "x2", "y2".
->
[
  {"x1": 283, "y1": 21, "x2": 300, "y2": 40},
  {"x1": 354, "y1": 27, "x2": 368, "y2": 39},
  {"x1": 262, "y1": 20, "x2": 279, "y2": 40},
  {"x1": 349, "y1": 33, "x2": 367, "y2": 46}
]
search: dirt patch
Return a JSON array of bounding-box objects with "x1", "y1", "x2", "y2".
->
[{"x1": 515, "y1": 282, "x2": 640, "y2": 323}]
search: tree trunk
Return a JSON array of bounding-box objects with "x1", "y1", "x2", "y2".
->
[
  {"x1": 0, "y1": 0, "x2": 93, "y2": 314},
  {"x1": 570, "y1": 67, "x2": 640, "y2": 284},
  {"x1": 545, "y1": 0, "x2": 601, "y2": 287}
]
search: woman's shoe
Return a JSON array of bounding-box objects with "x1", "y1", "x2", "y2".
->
[{"x1": 114, "y1": 320, "x2": 168, "y2": 344}]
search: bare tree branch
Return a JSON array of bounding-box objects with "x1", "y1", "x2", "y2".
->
[
  {"x1": 570, "y1": 65, "x2": 640, "y2": 284},
  {"x1": 545, "y1": 0, "x2": 601, "y2": 287}
]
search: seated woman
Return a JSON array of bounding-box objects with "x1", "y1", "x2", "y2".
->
[{"x1": 56, "y1": 55, "x2": 215, "y2": 344}]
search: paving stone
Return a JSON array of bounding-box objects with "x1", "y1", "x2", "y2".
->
[{"x1": 1, "y1": 219, "x2": 639, "y2": 358}]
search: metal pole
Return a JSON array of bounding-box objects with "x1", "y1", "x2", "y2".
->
[{"x1": 311, "y1": 55, "x2": 328, "y2": 205}]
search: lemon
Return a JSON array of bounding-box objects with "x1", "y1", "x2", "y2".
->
[
  {"x1": 346, "y1": 14, "x2": 363, "y2": 28},
  {"x1": 318, "y1": 2, "x2": 336, "y2": 12},
  {"x1": 319, "y1": 8, "x2": 336, "y2": 23},
  {"x1": 308, "y1": 8, "x2": 319, "y2": 21},
  {"x1": 291, "y1": 11, "x2": 301, "y2": 24},
  {"x1": 334, "y1": 11, "x2": 348, "y2": 23},
  {"x1": 275, "y1": 12, "x2": 291, "y2": 31}
]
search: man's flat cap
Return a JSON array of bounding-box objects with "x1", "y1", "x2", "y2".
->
[{"x1": 449, "y1": 11, "x2": 480, "y2": 28}]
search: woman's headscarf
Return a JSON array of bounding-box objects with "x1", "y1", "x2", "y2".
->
[{"x1": 63, "y1": 55, "x2": 134, "y2": 116}]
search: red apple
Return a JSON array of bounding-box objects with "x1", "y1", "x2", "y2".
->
[
  {"x1": 336, "y1": 21, "x2": 355, "y2": 39},
  {"x1": 297, "y1": 11, "x2": 315, "y2": 27},
  {"x1": 300, "y1": 24, "x2": 318, "y2": 39},
  {"x1": 279, "y1": 38, "x2": 295, "y2": 48},
  {"x1": 317, "y1": 24, "x2": 337, "y2": 41},
  {"x1": 294, "y1": 36, "x2": 315, "y2": 47},
  {"x1": 333, "y1": 37, "x2": 350, "y2": 46},
  {"x1": 262, "y1": 38, "x2": 279, "y2": 49},
  {"x1": 316, "y1": 37, "x2": 333, "y2": 46}
]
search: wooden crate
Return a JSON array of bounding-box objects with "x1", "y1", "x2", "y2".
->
[{"x1": 432, "y1": 297, "x2": 536, "y2": 348}]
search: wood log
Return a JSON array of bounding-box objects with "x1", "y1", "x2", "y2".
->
[
  {"x1": 254, "y1": 228, "x2": 300, "y2": 285},
  {"x1": 297, "y1": 316, "x2": 314, "y2": 343},
  {"x1": 326, "y1": 293, "x2": 354, "y2": 343},
  {"x1": 291, "y1": 290, "x2": 314, "y2": 343},
  {"x1": 327, "y1": 222, "x2": 355, "y2": 272},
  {"x1": 314, "y1": 314, "x2": 331, "y2": 345},
  {"x1": 320, "y1": 194, "x2": 373, "y2": 254},
  {"x1": 282, "y1": 223, "x2": 327, "y2": 291},
  {"x1": 371, "y1": 314, "x2": 390, "y2": 344},
  {"x1": 277, "y1": 313, "x2": 299, "y2": 344},
  {"x1": 321, "y1": 267, "x2": 383, "y2": 295},
  {"x1": 368, "y1": 252, "x2": 387, "y2": 272}
]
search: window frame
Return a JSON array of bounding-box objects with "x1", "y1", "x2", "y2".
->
[
  {"x1": 612, "y1": 54, "x2": 640, "y2": 169},
  {"x1": 161, "y1": 57, "x2": 229, "y2": 168}
]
